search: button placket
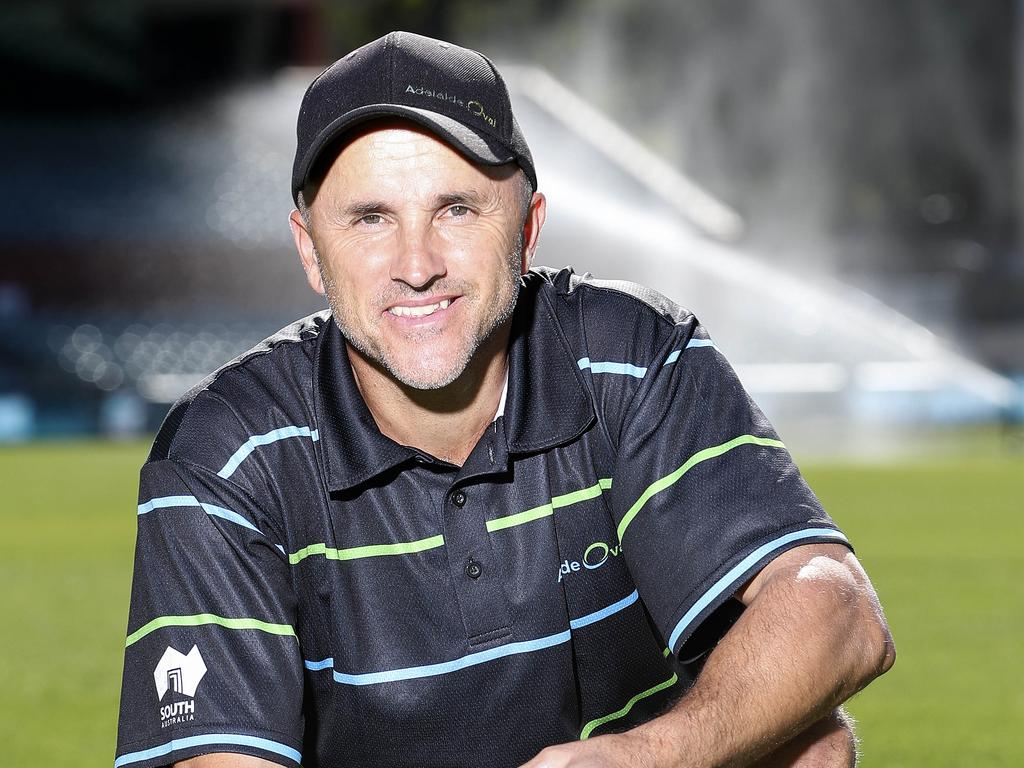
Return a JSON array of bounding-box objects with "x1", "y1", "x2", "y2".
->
[{"x1": 441, "y1": 481, "x2": 511, "y2": 645}]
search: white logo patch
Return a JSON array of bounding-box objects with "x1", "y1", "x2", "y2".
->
[{"x1": 154, "y1": 645, "x2": 207, "y2": 700}]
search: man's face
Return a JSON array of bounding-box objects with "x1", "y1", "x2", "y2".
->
[{"x1": 294, "y1": 124, "x2": 534, "y2": 390}]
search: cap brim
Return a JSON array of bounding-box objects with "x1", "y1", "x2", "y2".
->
[{"x1": 294, "y1": 104, "x2": 516, "y2": 200}]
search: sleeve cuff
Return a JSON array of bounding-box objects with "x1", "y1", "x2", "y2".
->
[
  {"x1": 666, "y1": 527, "x2": 852, "y2": 654},
  {"x1": 114, "y1": 732, "x2": 302, "y2": 768}
]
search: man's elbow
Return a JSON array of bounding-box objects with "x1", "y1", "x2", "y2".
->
[
  {"x1": 864, "y1": 612, "x2": 896, "y2": 681},
  {"x1": 848, "y1": 573, "x2": 896, "y2": 685},
  {"x1": 843, "y1": 607, "x2": 895, "y2": 703},
  {"x1": 832, "y1": 556, "x2": 896, "y2": 688},
  {"x1": 798, "y1": 551, "x2": 895, "y2": 690}
]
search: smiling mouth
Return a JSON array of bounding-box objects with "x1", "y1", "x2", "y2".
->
[{"x1": 387, "y1": 298, "x2": 452, "y2": 318}]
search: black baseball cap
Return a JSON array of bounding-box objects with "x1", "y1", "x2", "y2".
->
[{"x1": 291, "y1": 31, "x2": 536, "y2": 206}]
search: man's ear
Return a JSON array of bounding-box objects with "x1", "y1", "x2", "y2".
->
[
  {"x1": 289, "y1": 209, "x2": 325, "y2": 296},
  {"x1": 520, "y1": 192, "x2": 547, "y2": 273}
]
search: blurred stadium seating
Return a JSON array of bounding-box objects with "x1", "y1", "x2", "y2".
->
[{"x1": 2, "y1": 67, "x2": 1021, "y2": 450}]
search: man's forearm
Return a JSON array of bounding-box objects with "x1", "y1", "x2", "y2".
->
[{"x1": 633, "y1": 548, "x2": 893, "y2": 767}]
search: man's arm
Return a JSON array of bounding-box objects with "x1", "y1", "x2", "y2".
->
[
  {"x1": 115, "y1": 456, "x2": 304, "y2": 767},
  {"x1": 520, "y1": 543, "x2": 894, "y2": 768},
  {"x1": 174, "y1": 756, "x2": 282, "y2": 767}
]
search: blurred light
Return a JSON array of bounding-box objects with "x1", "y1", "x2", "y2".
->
[
  {"x1": 58, "y1": 343, "x2": 78, "y2": 372},
  {"x1": 71, "y1": 324, "x2": 102, "y2": 352},
  {"x1": 920, "y1": 193, "x2": 954, "y2": 224},
  {"x1": 855, "y1": 360, "x2": 1016, "y2": 406},
  {"x1": 947, "y1": 241, "x2": 989, "y2": 272},
  {"x1": 96, "y1": 362, "x2": 125, "y2": 391},
  {"x1": 0, "y1": 394, "x2": 34, "y2": 442},
  {"x1": 735, "y1": 363, "x2": 848, "y2": 393},
  {"x1": 138, "y1": 373, "x2": 204, "y2": 403},
  {"x1": 505, "y1": 65, "x2": 745, "y2": 241},
  {"x1": 789, "y1": 302, "x2": 823, "y2": 336},
  {"x1": 99, "y1": 391, "x2": 147, "y2": 437},
  {"x1": 114, "y1": 331, "x2": 141, "y2": 359},
  {"x1": 74, "y1": 352, "x2": 102, "y2": 382}
]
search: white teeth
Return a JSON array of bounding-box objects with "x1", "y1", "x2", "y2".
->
[{"x1": 389, "y1": 299, "x2": 451, "y2": 317}]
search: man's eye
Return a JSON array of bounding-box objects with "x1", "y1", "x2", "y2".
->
[
  {"x1": 359, "y1": 213, "x2": 383, "y2": 225},
  {"x1": 448, "y1": 205, "x2": 470, "y2": 217}
]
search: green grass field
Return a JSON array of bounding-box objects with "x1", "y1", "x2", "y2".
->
[{"x1": 1, "y1": 438, "x2": 1020, "y2": 766}]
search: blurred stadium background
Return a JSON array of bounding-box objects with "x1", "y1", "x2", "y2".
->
[{"x1": 1, "y1": 1, "x2": 1021, "y2": 766}]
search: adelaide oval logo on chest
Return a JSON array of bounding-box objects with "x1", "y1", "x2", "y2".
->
[{"x1": 557, "y1": 540, "x2": 623, "y2": 582}]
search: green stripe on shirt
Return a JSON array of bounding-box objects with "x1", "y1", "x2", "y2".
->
[
  {"x1": 288, "y1": 477, "x2": 614, "y2": 563},
  {"x1": 486, "y1": 478, "x2": 613, "y2": 532},
  {"x1": 617, "y1": 435, "x2": 786, "y2": 544},
  {"x1": 579, "y1": 671, "x2": 679, "y2": 739},
  {"x1": 289, "y1": 535, "x2": 446, "y2": 565},
  {"x1": 125, "y1": 614, "x2": 296, "y2": 647}
]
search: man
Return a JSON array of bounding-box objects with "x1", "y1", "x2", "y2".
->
[{"x1": 116, "y1": 31, "x2": 894, "y2": 768}]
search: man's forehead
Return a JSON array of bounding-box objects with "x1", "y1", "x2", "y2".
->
[
  {"x1": 340, "y1": 120, "x2": 461, "y2": 159},
  {"x1": 321, "y1": 119, "x2": 520, "y2": 187}
]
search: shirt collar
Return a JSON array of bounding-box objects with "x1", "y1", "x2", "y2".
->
[
  {"x1": 502, "y1": 272, "x2": 595, "y2": 454},
  {"x1": 314, "y1": 320, "x2": 415, "y2": 493},
  {"x1": 313, "y1": 272, "x2": 594, "y2": 492}
]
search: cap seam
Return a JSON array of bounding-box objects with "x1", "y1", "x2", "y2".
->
[{"x1": 387, "y1": 33, "x2": 396, "y2": 106}]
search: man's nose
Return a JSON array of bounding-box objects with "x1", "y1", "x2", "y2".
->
[{"x1": 390, "y1": 224, "x2": 446, "y2": 289}]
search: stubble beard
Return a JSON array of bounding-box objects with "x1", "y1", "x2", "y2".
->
[{"x1": 316, "y1": 239, "x2": 524, "y2": 391}]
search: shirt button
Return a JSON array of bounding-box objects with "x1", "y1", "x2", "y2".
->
[
  {"x1": 452, "y1": 490, "x2": 467, "y2": 507},
  {"x1": 465, "y1": 559, "x2": 482, "y2": 579}
]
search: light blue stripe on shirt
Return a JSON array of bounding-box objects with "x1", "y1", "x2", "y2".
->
[
  {"x1": 577, "y1": 357, "x2": 648, "y2": 378},
  {"x1": 569, "y1": 589, "x2": 639, "y2": 630},
  {"x1": 667, "y1": 528, "x2": 851, "y2": 652},
  {"x1": 305, "y1": 589, "x2": 643, "y2": 684},
  {"x1": 218, "y1": 425, "x2": 320, "y2": 479},
  {"x1": 665, "y1": 338, "x2": 717, "y2": 365},
  {"x1": 114, "y1": 733, "x2": 301, "y2": 767},
  {"x1": 306, "y1": 631, "x2": 571, "y2": 686},
  {"x1": 137, "y1": 495, "x2": 196, "y2": 514},
  {"x1": 330, "y1": 630, "x2": 571, "y2": 686},
  {"x1": 137, "y1": 495, "x2": 260, "y2": 534}
]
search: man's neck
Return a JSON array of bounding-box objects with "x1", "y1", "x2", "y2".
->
[{"x1": 346, "y1": 331, "x2": 510, "y2": 467}]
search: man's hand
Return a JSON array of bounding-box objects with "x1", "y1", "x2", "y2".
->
[
  {"x1": 518, "y1": 728, "x2": 657, "y2": 768},
  {"x1": 748, "y1": 709, "x2": 857, "y2": 768},
  {"x1": 519, "y1": 708, "x2": 856, "y2": 768}
]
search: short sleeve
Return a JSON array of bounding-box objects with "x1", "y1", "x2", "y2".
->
[
  {"x1": 608, "y1": 322, "x2": 851, "y2": 657},
  {"x1": 114, "y1": 459, "x2": 304, "y2": 768}
]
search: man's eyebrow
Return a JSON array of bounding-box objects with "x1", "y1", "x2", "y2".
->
[
  {"x1": 435, "y1": 190, "x2": 490, "y2": 208},
  {"x1": 331, "y1": 191, "x2": 493, "y2": 220},
  {"x1": 340, "y1": 200, "x2": 390, "y2": 218}
]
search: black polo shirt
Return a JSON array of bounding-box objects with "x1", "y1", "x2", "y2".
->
[{"x1": 115, "y1": 267, "x2": 849, "y2": 768}]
